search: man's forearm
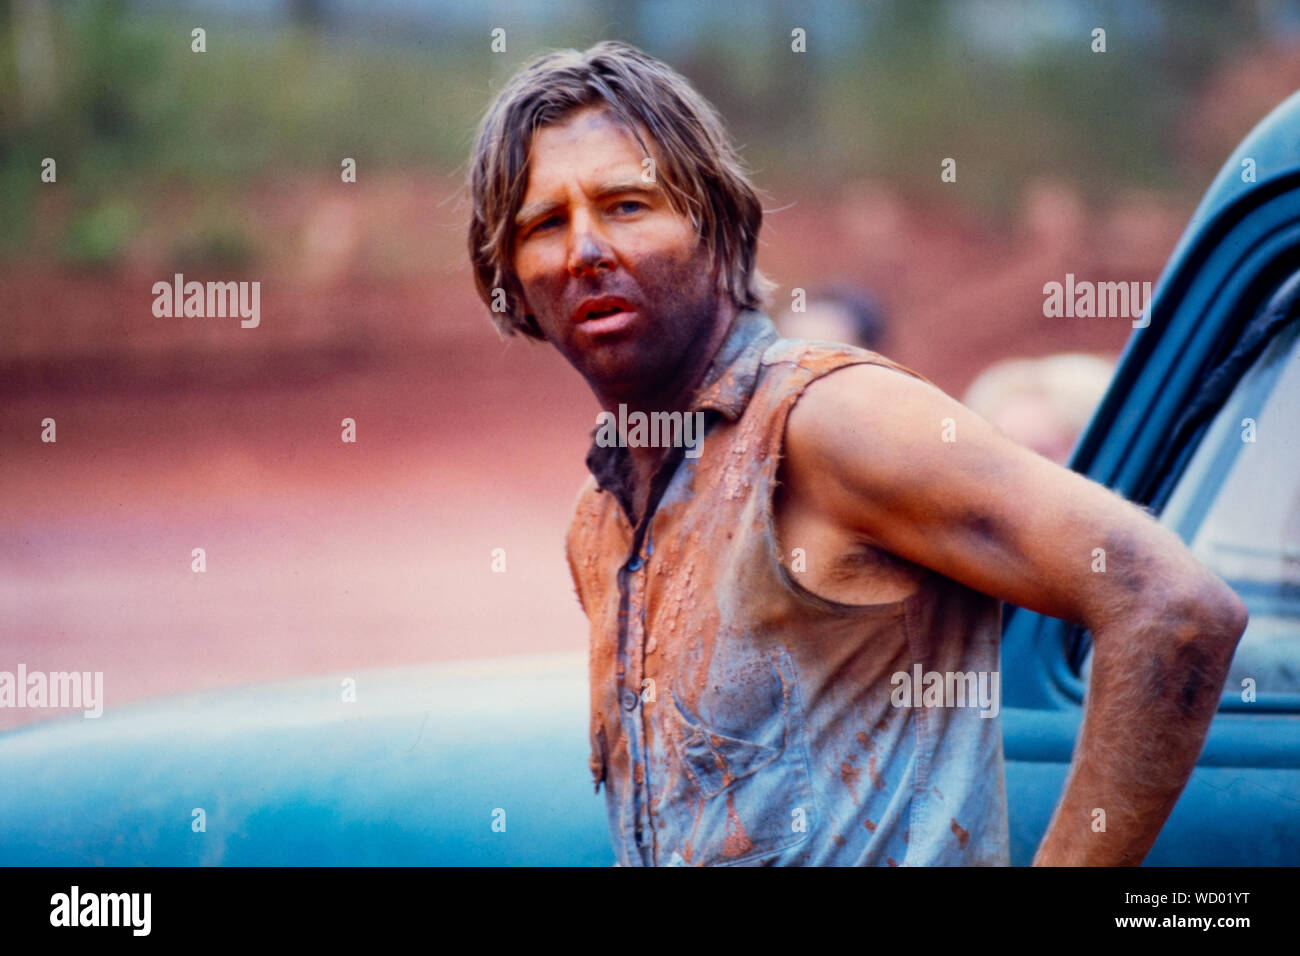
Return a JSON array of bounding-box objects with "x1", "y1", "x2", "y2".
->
[{"x1": 1032, "y1": 597, "x2": 1247, "y2": 866}]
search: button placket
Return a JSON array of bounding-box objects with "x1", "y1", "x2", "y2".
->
[
  {"x1": 637, "y1": 523, "x2": 657, "y2": 862},
  {"x1": 626, "y1": 554, "x2": 654, "y2": 864},
  {"x1": 612, "y1": 456, "x2": 675, "y2": 864}
]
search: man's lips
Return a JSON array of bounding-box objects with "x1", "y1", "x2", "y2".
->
[
  {"x1": 578, "y1": 308, "x2": 638, "y2": 336},
  {"x1": 573, "y1": 296, "x2": 639, "y2": 337}
]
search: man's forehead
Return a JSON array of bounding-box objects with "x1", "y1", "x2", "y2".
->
[
  {"x1": 518, "y1": 107, "x2": 661, "y2": 218},
  {"x1": 528, "y1": 105, "x2": 654, "y2": 166}
]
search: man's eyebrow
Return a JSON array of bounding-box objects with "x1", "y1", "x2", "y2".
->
[
  {"x1": 591, "y1": 179, "x2": 654, "y2": 199},
  {"x1": 515, "y1": 199, "x2": 560, "y2": 228},
  {"x1": 514, "y1": 180, "x2": 656, "y2": 227}
]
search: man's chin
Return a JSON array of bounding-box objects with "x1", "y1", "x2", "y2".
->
[{"x1": 578, "y1": 353, "x2": 672, "y2": 403}]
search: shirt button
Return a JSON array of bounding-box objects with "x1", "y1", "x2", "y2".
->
[
  {"x1": 621, "y1": 689, "x2": 639, "y2": 711},
  {"x1": 635, "y1": 826, "x2": 645, "y2": 845},
  {"x1": 627, "y1": 555, "x2": 643, "y2": 571}
]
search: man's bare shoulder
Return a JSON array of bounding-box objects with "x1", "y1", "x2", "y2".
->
[{"x1": 782, "y1": 359, "x2": 961, "y2": 483}]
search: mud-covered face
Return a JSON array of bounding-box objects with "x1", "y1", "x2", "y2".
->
[{"x1": 510, "y1": 105, "x2": 721, "y2": 401}]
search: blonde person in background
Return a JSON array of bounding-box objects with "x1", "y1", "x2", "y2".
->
[{"x1": 962, "y1": 354, "x2": 1116, "y2": 465}]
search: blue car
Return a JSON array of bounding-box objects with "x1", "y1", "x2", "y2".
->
[{"x1": 4, "y1": 91, "x2": 1300, "y2": 867}]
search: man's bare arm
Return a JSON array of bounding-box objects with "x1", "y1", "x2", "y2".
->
[{"x1": 781, "y1": 363, "x2": 1249, "y2": 865}]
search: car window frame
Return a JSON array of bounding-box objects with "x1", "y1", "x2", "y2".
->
[{"x1": 1065, "y1": 275, "x2": 1300, "y2": 713}]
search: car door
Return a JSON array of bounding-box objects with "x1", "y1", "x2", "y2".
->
[{"x1": 1000, "y1": 89, "x2": 1300, "y2": 865}]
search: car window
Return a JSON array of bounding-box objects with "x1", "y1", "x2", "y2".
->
[
  {"x1": 1160, "y1": 316, "x2": 1300, "y2": 696},
  {"x1": 1081, "y1": 316, "x2": 1300, "y2": 697}
]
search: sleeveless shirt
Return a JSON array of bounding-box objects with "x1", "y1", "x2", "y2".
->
[{"x1": 566, "y1": 309, "x2": 1009, "y2": 866}]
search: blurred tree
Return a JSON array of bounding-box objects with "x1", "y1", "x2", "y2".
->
[{"x1": 11, "y1": 0, "x2": 57, "y2": 122}]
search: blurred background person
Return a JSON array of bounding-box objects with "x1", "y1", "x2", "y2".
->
[
  {"x1": 777, "y1": 283, "x2": 888, "y2": 351},
  {"x1": 962, "y1": 353, "x2": 1117, "y2": 465}
]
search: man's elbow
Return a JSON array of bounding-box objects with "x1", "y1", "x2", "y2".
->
[
  {"x1": 1186, "y1": 581, "x2": 1248, "y2": 646},
  {"x1": 1154, "y1": 578, "x2": 1249, "y2": 661},
  {"x1": 1214, "y1": 587, "x2": 1250, "y2": 645},
  {"x1": 1105, "y1": 581, "x2": 1249, "y2": 722}
]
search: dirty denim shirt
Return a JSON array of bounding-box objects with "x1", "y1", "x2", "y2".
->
[{"x1": 566, "y1": 309, "x2": 1009, "y2": 866}]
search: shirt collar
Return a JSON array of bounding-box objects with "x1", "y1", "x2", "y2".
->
[
  {"x1": 688, "y1": 308, "x2": 780, "y2": 422},
  {"x1": 584, "y1": 309, "x2": 779, "y2": 501}
]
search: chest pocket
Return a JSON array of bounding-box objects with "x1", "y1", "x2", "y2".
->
[{"x1": 665, "y1": 646, "x2": 815, "y2": 865}]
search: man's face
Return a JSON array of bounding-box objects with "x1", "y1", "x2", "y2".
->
[{"x1": 510, "y1": 105, "x2": 722, "y2": 399}]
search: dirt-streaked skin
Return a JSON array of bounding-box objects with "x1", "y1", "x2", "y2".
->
[
  {"x1": 777, "y1": 363, "x2": 1248, "y2": 864},
  {"x1": 512, "y1": 105, "x2": 733, "y2": 523},
  {"x1": 513, "y1": 104, "x2": 1249, "y2": 867}
]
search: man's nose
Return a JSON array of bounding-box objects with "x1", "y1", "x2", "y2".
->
[{"x1": 567, "y1": 218, "x2": 616, "y2": 278}]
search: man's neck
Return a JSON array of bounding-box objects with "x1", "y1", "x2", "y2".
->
[
  {"x1": 594, "y1": 303, "x2": 737, "y2": 417},
  {"x1": 596, "y1": 300, "x2": 739, "y2": 520}
]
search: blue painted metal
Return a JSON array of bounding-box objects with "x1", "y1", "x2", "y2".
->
[{"x1": 0, "y1": 654, "x2": 611, "y2": 866}]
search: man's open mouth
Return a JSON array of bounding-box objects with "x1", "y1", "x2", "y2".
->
[
  {"x1": 574, "y1": 301, "x2": 639, "y2": 338},
  {"x1": 575, "y1": 294, "x2": 636, "y2": 318},
  {"x1": 573, "y1": 296, "x2": 639, "y2": 334}
]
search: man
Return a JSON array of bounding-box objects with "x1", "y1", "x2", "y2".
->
[{"x1": 467, "y1": 41, "x2": 1248, "y2": 866}]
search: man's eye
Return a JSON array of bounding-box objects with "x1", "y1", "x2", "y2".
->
[
  {"x1": 614, "y1": 200, "x2": 645, "y2": 214},
  {"x1": 532, "y1": 215, "x2": 562, "y2": 233}
]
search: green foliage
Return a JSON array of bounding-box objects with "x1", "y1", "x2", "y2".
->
[
  {"x1": 169, "y1": 218, "x2": 257, "y2": 271},
  {"x1": 59, "y1": 198, "x2": 137, "y2": 266},
  {"x1": 0, "y1": 0, "x2": 1274, "y2": 261}
]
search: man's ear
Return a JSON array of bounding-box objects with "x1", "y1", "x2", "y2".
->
[
  {"x1": 509, "y1": 286, "x2": 539, "y2": 336},
  {"x1": 520, "y1": 303, "x2": 547, "y2": 340}
]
